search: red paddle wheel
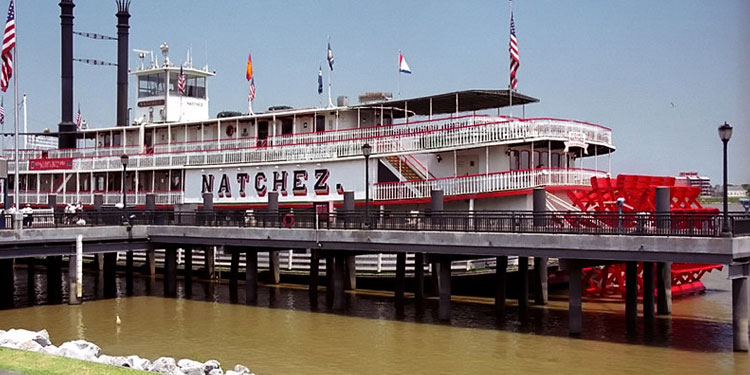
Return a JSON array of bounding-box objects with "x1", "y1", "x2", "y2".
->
[{"x1": 567, "y1": 175, "x2": 722, "y2": 298}]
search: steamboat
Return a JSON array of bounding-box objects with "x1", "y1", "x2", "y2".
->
[{"x1": 6, "y1": 45, "x2": 614, "y2": 213}]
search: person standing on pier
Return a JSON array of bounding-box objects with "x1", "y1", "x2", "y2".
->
[{"x1": 20, "y1": 204, "x2": 32, "y2": 227}]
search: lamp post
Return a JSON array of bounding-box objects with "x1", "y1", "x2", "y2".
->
[
  {"x1": 361, "y1": 143, "x2": 372, "y2": 227},
  {"x1": 120, "y1": 154, "x2": 129, "y2": 212},
  {"x1": 718, "y1": 122, "x2": 732, "y2": 236}
]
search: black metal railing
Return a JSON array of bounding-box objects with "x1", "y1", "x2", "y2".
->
[{"x1": 1, "y1": 209, "x2": 748, "y2": 237}]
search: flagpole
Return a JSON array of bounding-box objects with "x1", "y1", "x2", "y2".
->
[
  {"x1": 327, "y1": 68, "x2": 333, "y2": 108},
  {"x1": 12, "y1": 7, "x2": 19, "y2": 216},
  {"x1": 508, "y1": 0, "x2": 513, "y2": 118},
  {"x1": 397, "y1": 50, "x2": 401, "y2": 99},
  {"x1": 22, "y1": 93, "x2": 26, "y2": 149}
]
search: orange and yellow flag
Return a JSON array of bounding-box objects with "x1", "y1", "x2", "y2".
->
[{"x1": 246, "y1": 52, "x2": 253, "y2": 81}]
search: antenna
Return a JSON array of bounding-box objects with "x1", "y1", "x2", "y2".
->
[{"x1": 132, "y1": 49, "x2": 151, "y2": 70}]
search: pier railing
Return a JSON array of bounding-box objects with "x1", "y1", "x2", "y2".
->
[{"x1": 4, "y1": 209, "x2": 748, "y2": 237}]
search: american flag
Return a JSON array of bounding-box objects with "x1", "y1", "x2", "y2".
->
[
  {"x1": 248, "y1": 77, "x2": 256, "y2": 102},
  {"x1": 177, "y1": 66, "x2": 186, "y2": 95},
  {"x1": 75, "y1": 107, "x2": 82, "y2": 129},
  {"x1": 509, "y1": 8, "x2": 519, "y2": 91},
  {"x1": 0, "y1": 0, "x2": 15, "y2": 93}
]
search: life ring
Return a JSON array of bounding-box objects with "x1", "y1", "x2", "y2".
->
[
  {"x1": 226, "y1": 125, "x2": 236, "y2": 137},
  {"x1": 282, "y1": 213, "x2": 295, "y2": 228}
]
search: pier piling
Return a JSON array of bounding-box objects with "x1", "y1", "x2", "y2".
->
[
  {"x1": 414, "y1": 252, "x2": 424, "y2": 300},
  {"x1": 732, "y1": 276, "x2": 749, "y2": 352},
  {"x1": 46, "y1": 256, "x2": 63, "y2": 304},
  {"x1": 643, "y1": 262, "x2": 655, "y2": 321},
  {"x1": 625, "y1": 261, "x2": 638, "y2": 327},
  {"x1": 657, "y1": 262, "x2": 672, "y2": 315},
  {"x1": 125, "y1": 251, "x2": 134, "y2": 295},
  {"x1": 204, "y1": 247, "x2": 215, "y2": 279},
  {"x1": 269, "y1": 251, "x2": 280, "y2": 284},
  {"x1": 326, "y1": 255, "x2": 334, "y2": 302},
  {"x1": 245, "y1": 250, "x2": 258, "y2": 304},
  {"x1": 183, "y1": 248, "x2": 193, "y2": 296},
  {"x1": 395, "y1": 253, "x2": 406, "y2": 302},
  {"x1": 309, "y1": 249, "x2": 320, "y2": 296},
  {"x1": 345, "y1": 255, "x2": 357, "y2": 290},
  {"x1": 438, "y1": 259, "x2": 452, "y2": 321},
  {"x1": 230, "y1": 251, "x2": 240, "y2": 286},
  {"x1": 164, "y1": 247, "x2": 177, "y2": 297},
  {"x1": 0, "y1": 258, "x2": 13, "y2": 307},
  {"x1": 534, "y1": 256, "x2": 548, "y2": 305},
  {"x1": 333, "y1": 256, "x2": 346, "y2": 310},
  {"x1": 103, "y1": 253, "x2": 117, "y2": 297},
  {"x1": 568, "y1": 261, "x2": 583, "y2": 335},
  {"x1": 518, "y1": 257, "x2": 529, "y2": 309},
  {"x1": 495, "y1": 256, "x2": 508, "y2": 313}
]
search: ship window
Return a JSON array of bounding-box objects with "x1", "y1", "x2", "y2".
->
[
  {"x1": 168, "y1": 73, "x2": 205, "y2": 99},
  {"x1": 315, "y1": 115, "x2": 325, "y2": 132},
  {"x1": 520, "y1": 150, "x2": 530, "y2": 170},
  {"x1": 281, "y1": 119, "x2": 293, "y2": 135},
  {"x1": 551, "y1": 153, "x2": 561, "y2": 167},
  {"x1": 138, "y1": 73, "x2": 166, "y2": 98}
]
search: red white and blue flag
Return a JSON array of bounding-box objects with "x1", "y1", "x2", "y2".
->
[
  {"x1": 509, "y1": 5, "x2": 519, "y2": 91},
  {"x1": 0, "y1": 0, "x2": 15, "y2": 93},
  {"x1": 398, "y1": 52, "x2": 411, "y2": 74},
  {"x1": 248, "y1": 77, "x2": 256, "y2": 102},
  {"x1": 177, "y1": 66, "x2": 186, "y2": 95},
  {"x1": 75, "y1": 105, "x2": 82, "y2": 129}
]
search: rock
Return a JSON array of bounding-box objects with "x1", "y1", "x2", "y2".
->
[
  {"x1": 0, "y1": 328, "x2": 52, "y2": 348},
  {"x1": 0, "y1": 341, "x2": 19, "y2": 349},
  {"x1": 57, "y1": 340, "x2": 102, "y2": 361},
  {"x1": 17, "y1": 340, "x2": 44, "y2": 353},
  {"x1": 207, "y1": 369, "x2": 224, "y2": 375},
  {"x1": 233, "y1": 365, "x2": 252, "y2": 375},
  {"x1": 126, "y1": 355, "x2": 152, "y2": 371},
  {"x1": 178, "y1": 358, "x2": 205, "y2": 375},
  {"x1": 203, "y1": 360, "x2": 222, "y2": 375},
  {"x1": 39, "y1": 344, "x2": 58, "y2": 356},
  {"x1": 150, "y1": 356, "x2": 187, "y2": 375},
  {"x1": 225, "y1": 371, "x2": 240, "y2": 375}
]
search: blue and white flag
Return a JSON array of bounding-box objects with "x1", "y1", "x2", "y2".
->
[
  {"x1": 317, "y1": 65, "x2": 323, "y2": 94},
  {"x1": 327, "y1": 40, "x2": 334, "y2": 71}
]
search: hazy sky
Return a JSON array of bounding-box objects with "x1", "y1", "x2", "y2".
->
[{"x1": 6, "y1": 0, "x2": 749, "y2": 184}]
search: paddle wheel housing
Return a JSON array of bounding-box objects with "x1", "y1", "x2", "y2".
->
[{"x1": 567, "y1": 175, "x2": 722, "y2": 298}]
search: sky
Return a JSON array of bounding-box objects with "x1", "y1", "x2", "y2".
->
[{"x1": 6, "y1": 0, "x2": 750, "y2": 184}]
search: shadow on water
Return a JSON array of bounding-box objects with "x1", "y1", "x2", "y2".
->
[{"x1": 3, "y1": 262, "x2": 738, "y2": 354}]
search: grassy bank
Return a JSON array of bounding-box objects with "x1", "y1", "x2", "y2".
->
[{"x1": 0, "y1": 348, "x2": 148, "y2": 375}]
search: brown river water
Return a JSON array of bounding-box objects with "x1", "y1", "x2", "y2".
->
[{"x1": 0, "y1": 266, "x2": 748, "y2": 374}]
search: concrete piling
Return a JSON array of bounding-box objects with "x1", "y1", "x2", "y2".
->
[
  {"x1": 438, "y1": 258, "x2": 452, "y2": 321},
  {"x1": 732, "y1": 276, "x2": 749, "y2": 352},
  {"x1": 164, "y1": 247, "x2": 177, "y2": 297},
  {"x1": 643, "y1": 261, "x2": 655, "y2": 321},
  {"x1": 309, "y1": 249, "x2": 320, "y2": 296},
  {"x1": 46, "y1": 256, "x2": 63, "y2": 304},
  {"x1": 268, "y1": 250, "x2": 280, "y2": 284},
  {"x1": 534, "y1": 256, "x2": 548, "y2": 305},
  {"x1": 495, "y1": 256, "x2": 508, "y2": 313},
  {"x1": 183, "y1": 248, "x2": 193, "y2": 296},
  {"x1": 230, "y1": 251, "x2": 240, "y2": 286},
  {"x1": 395, "y1": 253, "x2": 406, "y2": 302},
  {"x1": 103, "y1": 253, "x2": 117, "y2": 297},
  {"x1": 0, "y1": 258, "x2": 13, "y2": 307},
  {"x1": 204, "y1": 247, "x2": 216, "y2": 279},
  {"x1": 246, "y1": 250, "x2": 258, "y2": 304},
  {"x1": 333, "y1": 256, "x2": 346, "y2": 310},
  {"x1": 568, "y1": 261, "x2": 583, "y2": 335},
  {"x1": 625, "y1": 261, "x2": 638, "y2": 327},
  {"x1": 125, "y1": 251, "x2": 134, "y2": 295},
  {"x1": 518, "y1": 257, "x2": 529, "y2": 309},
  {"x1": 414, "y1": 252, "x2": 425, "y2": 300},
  {"x1": 345, "y1": 255, "x2": 357, "y2": 290},
  {"x1": 326, "y1": 255, "x2": 335, "y2": 302},
  {"x1": 657, "y1": 262, "x2": 672, "y2": 315}
]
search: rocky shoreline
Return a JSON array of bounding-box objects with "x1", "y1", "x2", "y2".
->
[{"x1": 0, "y1": 328, "x2": 255, "y2": 375}]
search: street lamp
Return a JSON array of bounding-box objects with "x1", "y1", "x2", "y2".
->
[
  {"x1": 361, "y1": 143, "x2": 372, "y2": 227},
  {"x1": 120, "y1": 154, "x2": 129, "y2": 212},
  {"x1": 718, "y1": 122, "x2": 732, "y2": 236}
]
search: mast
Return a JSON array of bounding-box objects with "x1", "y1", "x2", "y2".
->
[{"x1": 116, "y1": 0, "x2": 131, "y2": 127}]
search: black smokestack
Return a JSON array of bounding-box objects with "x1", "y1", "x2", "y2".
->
[
  {"x1": 116, "y1": 1, "x2": 130, "y2": 127},
  {"x1": 58, "y1": 0, "x2": 75, "y2": 148}
]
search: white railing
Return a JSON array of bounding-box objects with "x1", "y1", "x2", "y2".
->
[
  {"x1": 374, "y1": 168, "x2": 607, "y2": 201},
  {"x1": 9, "y1": 191, "x2": 183, "y2": 206},
  {"x1": 6, "y1": 116, "x2": 612, "y2": 170}
]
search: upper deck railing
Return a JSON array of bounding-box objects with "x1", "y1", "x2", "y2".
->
[{"x1": 6, "y1": 115, "x2": 613, "y2": 172}]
